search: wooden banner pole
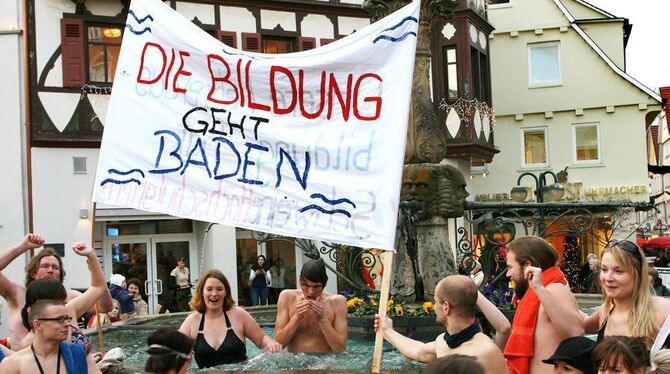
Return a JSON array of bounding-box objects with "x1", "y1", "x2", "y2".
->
[
  {"x1": 371, "y1": 250, "x2": 394, "y2": 373},
  {"x1": 90, "y1": 202, "x2": 106, "y2": 355}
]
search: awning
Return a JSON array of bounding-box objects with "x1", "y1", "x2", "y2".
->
[{"x1": 641, "y1": 236, "x2": 670, "y2": 249}]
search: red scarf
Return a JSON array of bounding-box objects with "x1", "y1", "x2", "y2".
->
[{"x1": 504, "y1": 266, "x2": 567, "y2": 374}]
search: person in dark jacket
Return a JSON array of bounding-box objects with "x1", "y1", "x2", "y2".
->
[
  {"x1": 109, "y1": 273, "x2": 135, "y2": 319},
  {"x1": 249, "y1": 255, "x2": 271, "y2": 306},
  {"x1": 651, "y1": 267, "x2": 670, "y2": 296}
]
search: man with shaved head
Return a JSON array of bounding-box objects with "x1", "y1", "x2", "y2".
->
[{"x1": 376, "y1": 275, "x2": 508, "y2": 374}]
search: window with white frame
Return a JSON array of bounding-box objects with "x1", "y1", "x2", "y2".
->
[
  {"x1": 572, "y1": 123, "x2": 600, "y2": 164},
  {"x1": 528, "y1": 42, "x2": 561, "y2": 87},
  {"x1": 521, "y1": 127, "x2": 548, "y2": 167}
]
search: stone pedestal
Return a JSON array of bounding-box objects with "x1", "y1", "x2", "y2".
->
[{"x1": 392, "y1": 217, "x2": 456, "y2": 303}]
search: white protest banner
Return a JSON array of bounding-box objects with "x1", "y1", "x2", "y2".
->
[{"x1": 92, "y1": 0, "x2": 419, "y2": 250}]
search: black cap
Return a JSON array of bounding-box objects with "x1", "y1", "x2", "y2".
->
[{"x1": 542, "y1": 336, "x2": 597, "y2": 374}]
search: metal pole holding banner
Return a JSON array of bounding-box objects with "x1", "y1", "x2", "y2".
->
[
  {"x1": 90, "y1": 202, "x2": 106, "y2": 355},
  {"x1": 371, "y1": 250, "x2": 394, "y2": 373}
]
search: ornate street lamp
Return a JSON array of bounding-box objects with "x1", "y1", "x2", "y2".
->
[{"x1": 510, "y1": 171, "x2": 564, "y2": 203}]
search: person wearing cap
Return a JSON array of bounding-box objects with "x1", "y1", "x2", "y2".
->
[
  {"x1": 108, "y1": 273, "x2": 135, "y2": 320},
  {"x1": 145, "y1": 328, "x2": 192, "y2": 374},
  {"x1": 542, "y1": 336, "x2": 596, "y2": 374}
]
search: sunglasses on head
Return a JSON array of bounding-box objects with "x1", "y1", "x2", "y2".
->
[{"x1": 606, "y1": 239, "x2": 642, "y2": 261}]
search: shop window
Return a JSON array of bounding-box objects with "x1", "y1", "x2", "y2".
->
[
  {"x1": 573, "y1": 123, "x2": 601, "y2": 164},
  {"x1": 521, "y1": 127, "x2": 548, "y2": 167},
  {"x1": 528, "y1": 42, "x2": 561, "y2": 87},
  {"x1": 443, "y1": 46, "x2": 458, "y2": 100}
]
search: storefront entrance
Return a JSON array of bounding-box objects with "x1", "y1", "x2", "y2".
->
[{"x1": 103, "y1": 220, "x2": 197, "y2": 314}]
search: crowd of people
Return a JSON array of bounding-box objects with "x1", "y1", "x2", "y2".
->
[{"x1": 2, "y1": 233, "x2": 670, "y2": 373}]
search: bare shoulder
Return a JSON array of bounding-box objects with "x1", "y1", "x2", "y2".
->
[
  {"x1": 545, "y1": 283, "x2": 577, "y2": 301},
  {"x1": 180, "y1": 311, "x2": 201, "y2": 331},
  {"x1": 230, "y1": 306, "x2": 253, "y2": 320},
  {"x1": 278, "y1": 290, "x2": 300, "y2": 303},
  {"x1": 0, "y1": 348, "x2": 29, "y2": 372},
  {"x1": 66, "y1": 288, "x2": 83, "y2": 301},
  {"x1": 653, "y1": 296, "x2": 670, "y2": 319},
  {"x1": 324, "y1": 293, "x2": 346, "y2": 306}
]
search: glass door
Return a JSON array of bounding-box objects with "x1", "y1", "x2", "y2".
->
[
  {"x1": 108, "y1": 238, "x2": 152, "y2": 312},
  {"x1": 107, "y1": 236, "x2": 196, "y2": 314},
  {"x1": 151, "y1": 239, "x2": 194, "y2": 313}
]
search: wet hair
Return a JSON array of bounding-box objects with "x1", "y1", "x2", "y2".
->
[
  {"x1": 435, "y1": 275, "x2": 477, "y2": 318},
  {"x1": 127, "y1": 278, "x2": 142, "y2": 290},
  {"x1": 423, "y1": 354, "x2": 484, "y2": 374},
  {"x1": 507, "y1": 236, "x2": 559, "y2": 271},
  {"x1": 592, "y1": 336, "x2": 648, "y2": 373},
  {"x1": 145, "y1": 328, "x2": 192, "y2": 374},
  {"x1": 28, "y1": 299, "x2": 63, "y2": 331},
  {"x1": 652, "y1": 349, "x2": 670, "y2": 374},
  {"x1": 601, "y1": 243, "x2": 656, "y2": 348},
  {"x1": 191, "y1": 269, "x2": 235, "y2": 313},
  {"x1": 25, "y1": 249, "x2": 65, "y2": 286},
  {"x1": 22, "y1": 278, "x2": 68, "y2": 330},
  {"x1": 300, "y1": 259, "x2": 328, "y2": 286}
]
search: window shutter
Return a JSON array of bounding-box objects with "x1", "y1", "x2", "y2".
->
[
  {"x1": 320, "y1": 38, "x2": 335, "y2": 46},
  {"x1": 298, "y1": 37, "x2": 316, "y2": 51},
  {"x1": 216, "y1": 30, "x2": 237, "y2": 49},
  {"x1": 60, "y1": 18, "x2": 85, "y2": 88},
  {"x1": 241, "y1": 32, "x2": 262, "y2": 52}
]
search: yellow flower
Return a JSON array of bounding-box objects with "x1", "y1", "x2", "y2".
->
[
  {"x1": 395, "y1": 304, "x2": 404, "y2": 316},
  {"x1": 387, "y1": 299, "x2": 394, "y2": 306},
  {"x1": 422, "y1": 301, "x2": 433, "y2": 314}
]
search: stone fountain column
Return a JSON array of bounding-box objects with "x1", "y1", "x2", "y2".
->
[{"x1": 363, "y1": 0, "x2": 463, "y2": 303}]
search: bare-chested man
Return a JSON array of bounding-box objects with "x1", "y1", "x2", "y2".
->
[
  {"x1": 504, "y1": 236, "x2": 583, "y2": 374},
  {"x1": 0, "y1": 235, "x2": 113, "y2": 349},
  {"x1": 376, "y1": 275, "x2": 508, "y2": 374},
  {"x1": 0, "y1": 299, "x2": 100, "y2": 373},
  {"x1": 274, "y1": 259, "x2": 348, "y2": 353}
]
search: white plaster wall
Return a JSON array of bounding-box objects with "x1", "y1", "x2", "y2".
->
[
  {"x1": 31, "y1": 148, "x2": 100, "y2": 289},
  {"x1": 0, "y1": 0, "x2": 27, "y2": 341},
  {"x1": 220, "y1": 6, "x2": 256, "y2": 49},
  {"x1": 196, "y1": 223, "x2": 239, "y2": 303},
  {"x1": 35, "y1": 0, "x2": 74, "y2": 87},
  {"x1": 562, "y1": 0, "x2": 609, "y2": 20},
  {"x1": 85, "y1": 1, "x2": 124, "y2": 17},
  {"x1": 579, "y1": 21, "x2": 625, "y2": 70},
  {"x1": 470, "y1": 107, "x2": 651, "y2": 202},
  {"x1": 261, "y1": 10, "x2": 296, "y2": 32},
  {"x1": 488, "y1": 0, "x2": 568, "y2": 33},
  {"x1": 490, "y1": 27, "x2": 655, "y2": 116},
  {"x1": 300, "y1": 14, "x2": 334, "y2": 41},
  {"x1": 338, "y1": 16, "x2": 369, "y2": 35},
  {"x1": 175, "y1": 2, "x2": 215, "y2": 25}
]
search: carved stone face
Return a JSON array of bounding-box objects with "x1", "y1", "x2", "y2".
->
[
  {"x1": 400, "y1": 164, "x2": 469, "y2": 220},
  {"x1": 443, "y1": 166, "x2": 469, "y2": 218}
]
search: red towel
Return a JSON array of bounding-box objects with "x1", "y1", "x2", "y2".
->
[{"x1": 504, "y1": 266, "x2": 567, "y2": 374}]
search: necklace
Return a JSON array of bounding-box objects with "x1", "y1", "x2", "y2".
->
[{"x1": 31, "y1": 343, "x2": 61, "y2": 374}]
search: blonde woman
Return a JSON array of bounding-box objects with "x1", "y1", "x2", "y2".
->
[{"x1": 584, "y1": 239, "x2": 670, "y2": 348}]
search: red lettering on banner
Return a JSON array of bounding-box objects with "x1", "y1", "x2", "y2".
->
[
  {"x1": 173, "y1": 51, "x2": 192, "y2": 94},
  {"x1": 299, "y1": 70, "x2": 326, "y2": 119},
  {"x1": 236, "y1": 59, "x2": 245, "y2": 107},
  {"x1": 137, "y1": 42, "x2": 167, "y2": 84},
  {"x1": 206, "y1": 54, "x2": 238, "y2": 105},
  {"x1": 327, "y1": 73, "x2": 352, "y2": 121},
  {"x1": 163, "y1": 49, "x2": 176, "y2": 90},
  {"x1": 270, "y1": 66, "x2": 297, "y2": 115},
  {"x1": 353, "y1": 73, "x2": 383, "y2": 121},
  {"x1": 245, "y1": 60, "x2": 270, "y2": 112}
]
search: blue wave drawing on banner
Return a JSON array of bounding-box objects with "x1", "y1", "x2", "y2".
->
[
  {"x1": 129, "y1": 9, "x2": 154, "y2": 24},
  {"x1": 101, "y1": 178, "x2": 142, "y2": 186},
  {"x1": 381, "y1": 16, "x2": 418, "y2": 32},
  {"x1": 373, "y1": 15, "x2": 418, "y2": 44},
  {"x1": 309, "y1": 193, "x2": 357, "y2": 208},
  {"x1": 108, "y1": 168, "x2": 146, "y2": 178},
  {"x1": 101, "y1": 168, "x2": 145, "y2": 186},
  {"x1": 126, "y1": 24, "x2": 152, "y2": 35},
  {"x1": 299, "y1": 205, "x2": 352, "y2": 218},
  {"x1": 126, "y1": 8, "x2": 154, "y2": 35}
]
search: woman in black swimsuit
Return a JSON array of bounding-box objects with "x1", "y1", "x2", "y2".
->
[
  {"x1": 584, "y1": 239, "x2": 670, "y2": 349},
  {"x1": 178, "y1": 269, "x2": 282, "y2": 368}
]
